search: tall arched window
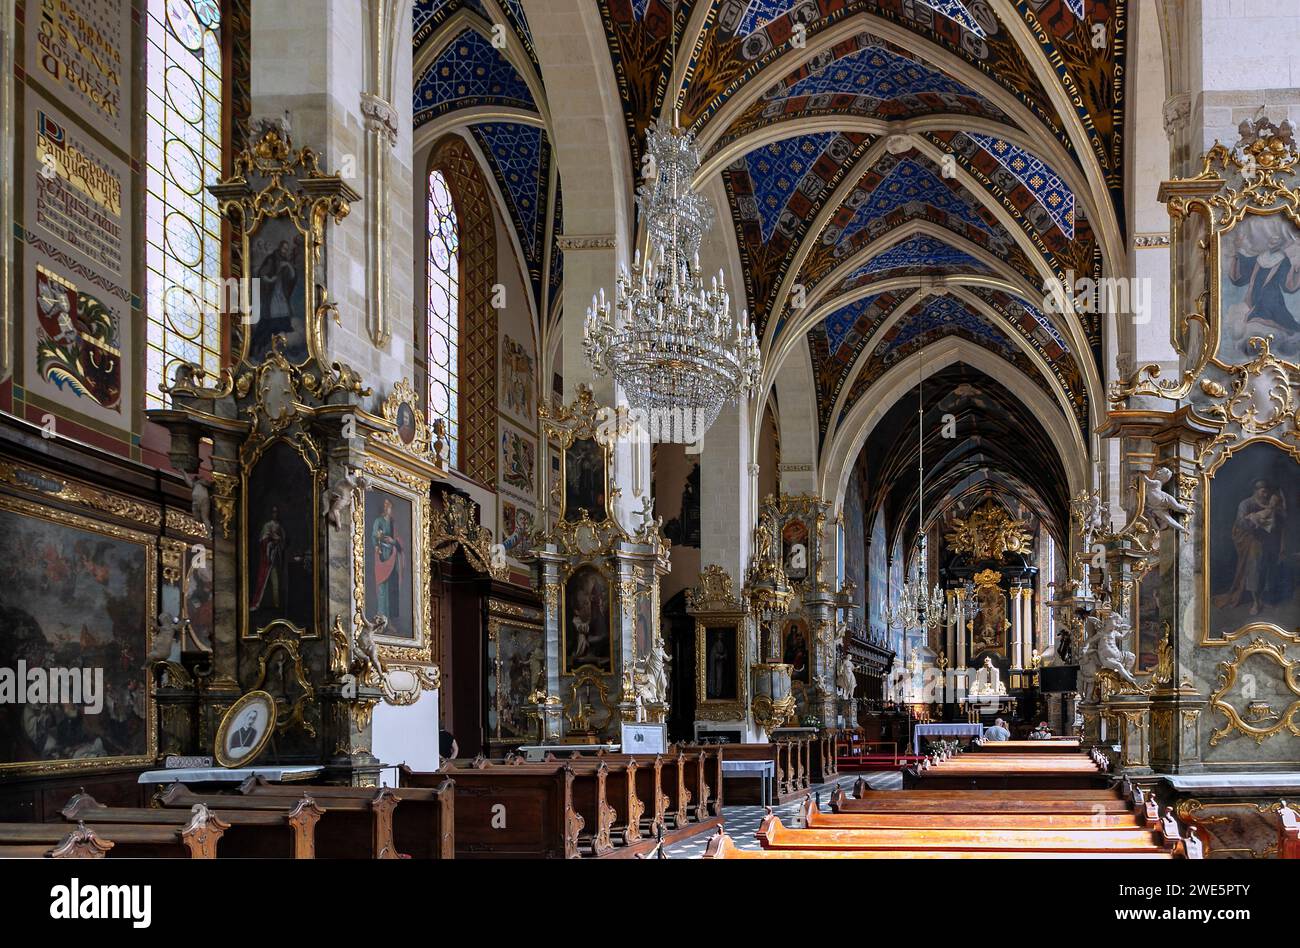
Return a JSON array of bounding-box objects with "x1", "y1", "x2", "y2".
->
[
  {"x1": 427, "y1": 168, "x2": 460, "y2": 468},
  {"x1": 144, "y1": 0, "x2": 225, "y2": 410}
]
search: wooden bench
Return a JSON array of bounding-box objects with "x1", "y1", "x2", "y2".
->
[
  {"x1": 700, "y1": 829, "x2": 1183, "y2": 860},
  {"x1": 244, "y1": 775, "x2": 453, "y2": 859},
  {"x1": 61, "y1": 790, "x2": 321, "y2": 858},
  {"x1": 809, "y1": 731, "x2": 838, "y2": 783},
  {"x1": 426, "y1": 760, "x2": 582, "y2": 858},
  {"x1": 591, "y1": 752, "x2": 670, "y2": 836},
  {"x1": 0, "y1": 807, "x2": 226, "y2": 858},
  {"x1": 1280, "y1": 803, "x2": 1299, "y2": 859},
  {"x1": 805, "y1": 794, "x2": 1157, "y2": 831},
  {"x1": 157, "y1": 783, "x2": 403, "y2": 859},
  {"x1": 837, "y1": 784, "x2": 1132, "y2": 815},
  {"x1": 756, "y1": 812, "x2": 1194, "y2": 855}
]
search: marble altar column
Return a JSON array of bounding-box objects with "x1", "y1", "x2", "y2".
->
[{"x1": 1010, "y1": 587, "x2": 1024, "y2": 669}]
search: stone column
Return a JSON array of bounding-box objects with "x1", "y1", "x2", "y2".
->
[{"x1": 1010, "y1": 587, "x2": 1024, "y2": 670}]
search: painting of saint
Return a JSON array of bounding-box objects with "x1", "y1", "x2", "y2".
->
[
  {"x1": 782, "y1": 519, "x2": 809, "y2": 580},
  {"x1": 501, "y1": 335, "x2": 535, "y2": 425},
  {"x1": 705, "y1": 626, "x2": 737, "y2": 701},
  {"x1": 635, "y1": 588, "x2": 654, "y2": 662},
  {"x1": 1209, "y1": 443, "x2": 1300, "y2": 636},
  {"x1": 1222, "y1": 213, "x2": 1300, "y2": 362},
  {"x1": 248, "y1": 217, "x2": 308, "y2": 362},
  {"x1": 565, "y1": 566, "x2": 611, "y2": 672},
  {"x1": 364, "y1": 488, "x2": 414, "y2": 640},
  {"x1": 396, "y1": 402, "x2": 417, "y2": 446},
  {"x1": 185, "y1": 546, "x2": 214, "y2": 653},
  {"x1": 970, "y1": 583, "x2": 1007, "y2": 654},
  {"x1": 246, "y1": 442, "x2": 315, "y2": 632},
  {"x1": 782, "y1": 619, "x2": 810, "y2": 684},
  {"x1": 564, "y1": 437, "x2": 607, "y2": 522},
  {"x1": 496, "y1": 623, "x2": 544, "y2": 740},
  {"x1": 500, "y1": 426, "x2": 536, "y2": 499},
  {"x1": 0, "y1": 502, "x2": 152, "y2": 768}
]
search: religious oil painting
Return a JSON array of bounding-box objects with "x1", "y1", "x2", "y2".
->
[
  {"x1": 970, "y1": 584, "x2": 1008, "y2": 655},
  {"x1": 494, "y1": 621, "x2": 544, "y2": 740},
  {"x1": 245, "y1": 441, "x2": 317, "y2": 636},
  {"x1": 704, "y1": 625, "x2": 738, "y2": 701},
  {"x1": 782, "y1": 519, "x2": 809, "y2": 580},
  {"x1": 635, "y1": 585, "x2": 655, "y2": 662},
  {"x1": 0, "y1": 500, "x2": 154, "y2": 771},
  {"x1": 186, "y1": 544, "x2": 214, "y2": 653},
  {"x1": 364, "y1": 486, "x2": 415, "y2": 641},
  {"x1": 1222, "y1": 212, "x2": 1300, "y2": 363},
  {"x1": 396, "y1": 401, "x2": 417, "y2": 446},
  {"x1": 501, "y1": 334, "x2": 535, "y2": 426},
  {"x1": 782, "y1": 618, "x2": 810, "y2": 684},
  {"x1": 500, "y1": 423, "x2": 537, "y2": 500},
  {"x1": 564, "y1": 436, "x2": 607, "y2": 522},
  {"x1": 564, "y1": 565, "x2": 612, "y2": 673},
  {"x1": 247, "y1": 215, "x2": 309, "y2": 364},
  {"x1": 1208, "y1": 441, "x2": 1300, "y2": 638}
]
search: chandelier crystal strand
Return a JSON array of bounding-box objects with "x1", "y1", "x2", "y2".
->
[{"x1": 584, "y1": 118, "x2": 761, "y2": 431}]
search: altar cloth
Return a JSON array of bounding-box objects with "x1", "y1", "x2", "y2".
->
[
  {"x1": 913, "y1": 723, "x2": 985, "y2": 754},
  {"x1": 138, "y1": 765, "x2": 324, "y2": 784},
  {"x1": 721, "y1": 760, "x2": 776, "y2": 806}
]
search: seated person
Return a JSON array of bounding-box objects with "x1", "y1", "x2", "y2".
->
[
  {"x1": 1029, "y1": 721, "x2": 1052, "y2": 740},
  {"x1": 983, "y1": 717, "x2": 1011, "y2": 742}
]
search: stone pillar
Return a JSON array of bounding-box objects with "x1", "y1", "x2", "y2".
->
[
  {"x1": 1010, "y1": 587, "x2": 1024, "y2": 670},
  {"x1": 700, "y1": 398, "x2": 753, "y2": 589}
]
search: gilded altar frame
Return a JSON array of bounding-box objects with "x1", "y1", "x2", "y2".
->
[
  {"x1": 357, "y1": 383, "x2": 439, "y2": 670},
  {"x1": 209, "y1": 127, "x2": 360, "y2": 372},
  {"x1": 1116, "y1": 120, "x2": 1300, "y2": 401},
  {"x1": 695, "y1": 616, "x2": 748, "y2": 721},
  {"x1": 542, "y1": 384, "x2": 618, "y2": 527},
  {"x1": 0, "y1": 493, "x2": 158, "y2": 776}
]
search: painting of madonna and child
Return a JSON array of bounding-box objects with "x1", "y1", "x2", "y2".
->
[
  {"x1": 1208, "y1": 442, "x2": 1300, "y2": 637},
  {"x1": 1222, "y1": 213, "x2": 1300, "y2": 362}
]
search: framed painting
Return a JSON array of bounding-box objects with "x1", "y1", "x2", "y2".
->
[
  {"x1": 697, "y1": 620, "x2": 745, "y2": 716},
  {"x1": 1220, "y1": 210, "x2": 1300, "y2": 365},
  {"x1": 782, "y1": 518, "x2": 809, "y2": 581},
  {"x1": 500, "y1": 421, "x2": 537, "y2": 501},
  {"x1": 562, "y1": 436, "x2": 609, "y2": 522},
  {"x1": 0, "y1": 496, "x2": 157, "y2": 774},
  {"x1": 634, "y1": 583, "x2": 656, "y2": 663},
  {"x1": 563, "y1": 564, "x2": 613, "y2": 673},
  {"x1": 362, "y1": 485, "x2": 416, "y2": 642},
  {"x1": 1205, "y1": 439, "x2": 1300, "y2": 642},
  {"x1": 243, "y1": 440, "x2": 319, "y2": 638},
  {"x1": 490, "y1": 611, "x2": 545, "y2": 742},
  {"x1": 214, "y1": 690, "x2": 277, "y2": 768},
  {"x1": 244, "y1": 214, "x2": 311, "y2": 365},
  {"x1": 782, "y1": 617, "x2": 811, "y2": 684},
  {"x1": 1135, "y1": 564, "x2": 1161, "y2": 672}
]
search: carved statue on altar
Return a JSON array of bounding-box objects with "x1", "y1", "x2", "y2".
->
[
  {"x1": 969, "y1": 656, "x2": 1007, "y2": 696},
  {"x1": 1141, "y1": 467, "x2": 1191, "y2": 535},
  {"x1": 636, "y1": 640, "x2": 670, "y2": 706},
  {"x1": 835, "y1": 654, "x2": 857, "y2": 699}
]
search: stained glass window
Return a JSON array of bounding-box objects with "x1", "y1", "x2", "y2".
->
[
  {"x1": 427, "y1": 168, "x2": 460, "y2": 468},
  {"x1": 144, "y1": 0, "x2": 224, "y2": 410}
]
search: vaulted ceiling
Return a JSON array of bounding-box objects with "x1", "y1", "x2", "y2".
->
[{"x1": 413, "y1": 0, "x2": 1123, "y2": 500}]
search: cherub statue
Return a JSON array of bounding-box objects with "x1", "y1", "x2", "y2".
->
[
  {"x1": 323, "y1": 467, "x2": 367, "y2": 530},
  {"x1": 354, "y1": 612, "x2": 388, "y2": 686},
  {"x1": 1072, "y1": 488, "x2": 1103, "y2": 552},
  {"x1": 1141, "y1": 467, "x2": 1191, "y2": 535},
  {"x1": 149, "y1": 613, "x2": 185, "y2": 665},
  {"x1": 181, "y1": 470, "x2": 211, "y2": 532},
  {"x1": 1078, "y1": 610, "x2": 1138, "y2": 699}
]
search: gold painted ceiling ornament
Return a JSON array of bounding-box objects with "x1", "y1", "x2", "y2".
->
[{"x1": 945, "y1": 500, "x2": 1034, "y2": 562}]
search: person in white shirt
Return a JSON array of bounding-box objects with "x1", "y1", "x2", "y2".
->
[{"x1": 983, "y1": 717, "x2": 1011, "y2": 741}]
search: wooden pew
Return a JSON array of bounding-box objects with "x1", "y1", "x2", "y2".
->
[
  {"x1": 970, "y1": 740, "x2": 1082, "y2": 754},
  {"x1": 237, "y1": 776, "x2": 452, "y2": 859},
  {"x1": 423, "y1": 759, "x2": 582, "y2": 858},
  {"x1": 0, "y1": 807, "x2": 225, "y2": 858},
  {"x1": 836, "y1": 785, "x2": 1132, "y2": 816},
  {"x1": 0, "y1": 823, "x2": 113, "y2": 858},
  {"x1": 700, "y1": 830, "x2": 1184, "y2": 860},
  {"x1": 61, "y1": 791, "x2": 321, "y2": 858},
  {"x1": 756, "y1": 812, "x2": 1185, "y2": 855},
  {"x1": 592, "y1": 751, "x2": 670, "y2": 836},
  {"x1": 805, "y1": 794, "x2": 1158, "y2": 831},
  {"x1": 158, "y1": 783, "x2": 402, "y2": 859},
  {"x1": 719, "y1": 744, "x2": 782, "y2": 805},
  {"x1": 668, "y1": 747, "x2": 712, "y2": 823}
]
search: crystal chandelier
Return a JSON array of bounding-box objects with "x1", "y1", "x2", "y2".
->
[
  {"x1": 584, "y1": 118, "x2": 761, "y2": 432},
  {"x1": 879, "y1": 352, "x2": 981, "y2": 631}
]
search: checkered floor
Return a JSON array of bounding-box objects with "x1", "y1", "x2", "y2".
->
[{"x1": 663, "y1": 770, "x2": 903, "y2": 858}]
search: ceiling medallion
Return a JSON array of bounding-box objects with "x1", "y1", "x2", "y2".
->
[{"x1": 584, "y1": 118, "x2": 760, "y2": 433}]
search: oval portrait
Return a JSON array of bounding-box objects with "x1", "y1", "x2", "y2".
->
[{"x1": 214, "y1": 690, "x2": 277, "y2": 768}]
